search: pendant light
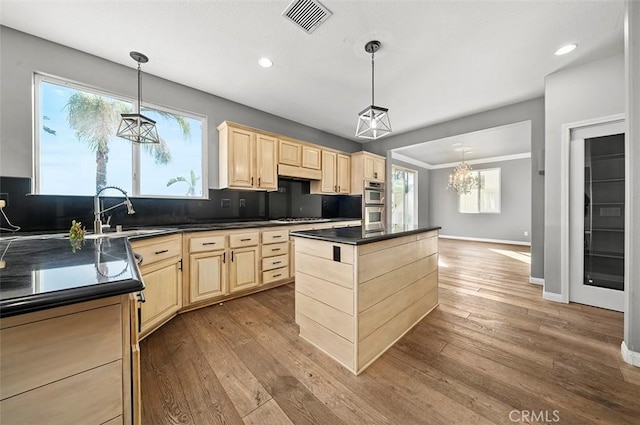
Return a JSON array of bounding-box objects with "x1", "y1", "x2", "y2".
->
[
  {"x1": 356, "y1": 40, "x2": 391, "y2": 140},
  {"x1": 116, "y1": 51, "x2": 160, "y2": 144}
]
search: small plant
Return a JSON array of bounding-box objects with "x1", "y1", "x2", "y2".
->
[{"x1": 69, "y1": 220, "x2": 86, "y2": 252}]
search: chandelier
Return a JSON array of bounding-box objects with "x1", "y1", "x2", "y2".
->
[
  {"x1": 116, "y1": 51, "x2": 160, "y2": 144},
  {"x1": 447, "y1": 149, "x2": 478, "y2": 194},
  {"x1": 356, "y1": 40, "x2": 391, "y2": 140}
]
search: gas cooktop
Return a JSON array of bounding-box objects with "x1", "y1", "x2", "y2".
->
[{"x1": 269, "y1": 217, "x2": 331, "y2": 224}]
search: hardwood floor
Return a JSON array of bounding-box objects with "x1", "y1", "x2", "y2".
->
[{"x1": 140, "y1": 239, "x2": 640, "y2": 425}]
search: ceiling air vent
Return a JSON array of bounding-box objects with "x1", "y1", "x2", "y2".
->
[{"x1": 282, "y1": 0, "x2": 332, "y2": 34}]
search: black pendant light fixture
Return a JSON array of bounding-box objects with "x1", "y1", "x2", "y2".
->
[
  {"x1": 356, "y1": 40, "x2": 391, "y2": 140},
  {"x1": 116, "y1": 51, "x2": 160, "y2": 144}
]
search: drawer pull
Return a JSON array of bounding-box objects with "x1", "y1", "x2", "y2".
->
[
  {"x1": 154, "y1": 249, "x2": 169, "y2": 255},
  {"x1": 223, "y1": 252, "x2": 226, "y2": 263},
  {"x1": 231, "y1": 251, "x2": 234, "y2": 262},
  {"x1": 273, "y1": 261, "x2": 282, "y2": 265},
  {"x1": 240, "y1": 238, "x2": 252, "y2": 242},
  {"x1": 202, "y1": 242, "x2": 217, "y2": 246},
  {"x1": 273, "y1": 274, "x2": 282, "y2": 278},
  {"x1": 272, "y1": 248, "x2": 281, "y2": 251},
  {"x1": 272, "y1": 235, "x2": 282, "y2": 238}
]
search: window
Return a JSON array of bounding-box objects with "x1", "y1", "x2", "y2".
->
[
  {"x1": 391, "y1": 165, "x2": 418, "y2": 228},
  {"x1": 35, "y1": 74, "x2": 207, "y2": 198},
  {"x1": 459, "y1": 168, "x2": 501, "y2": 213}
]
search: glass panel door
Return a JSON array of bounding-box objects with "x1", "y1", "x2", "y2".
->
[
  {"x1": 584, "y1": 133, "x2": 625, "y2": 291},
  {"x1": 391, "y1": 166, "x2": 417, "y2": 228}
]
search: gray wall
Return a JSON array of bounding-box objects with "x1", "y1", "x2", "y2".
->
[
  {"x1": 388, "y1": 158, "x2": 430, "y2": 226},
  {"x1": 366, "y1": 98, "x2": 545, "y2": 278},
  {"x1": 429, "y1": 158, "x2": 531, "y2": 243},
  {"x1": 544, "y1": 53, "x2": 625, "y2": 295},
  {"x1": 0, "y1": 26, "x2": 361, "y2": 188},
  {"x1": 624, "y1": 1, "x2": 640, "y2": 359}
]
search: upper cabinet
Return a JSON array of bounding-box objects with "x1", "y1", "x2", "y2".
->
[
  {"x1": 278, "y1": 139, "x2": 301, "y2": 167},
  {"x1": 218, "y1": 121, "x2": 277, "y2": 190},
  {"x1": 278, "y1": 139, "x2": 322, "y2": 180},
  {"x1": 301, "y1": 145, "x2": 321, "y2": 170},
  {"x1": 351, "y1": 151, "x2": 386, "y2": 194},
  {"x1": 311, "y1": 150, "x2": 350, "y2": 194}
]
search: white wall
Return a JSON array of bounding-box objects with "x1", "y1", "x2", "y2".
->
[{"x1": 544, "y1": 53, "x2": 625, "y2": 295}]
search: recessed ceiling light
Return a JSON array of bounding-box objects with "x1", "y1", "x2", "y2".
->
[
  {"x1": 554, "y1": 44, "x2": 577, "y2": 56},
  {"x1": 258, "y1": 57, "x2": 273, "y2": 68}
]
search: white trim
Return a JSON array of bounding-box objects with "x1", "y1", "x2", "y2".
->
[
  {"x1": 560, "y1": 114, "x2": 625, "y2": 305},
  {"x1": 529, "y1": 277, "x2": 545, "y2": 286},
  {"x1": 391, "y1": 152, "x2": 433, "y2": 169},
  {"x1": 430, "y1": 152, "x2": 531, "y2": 169},
  {"x1": 438, "y1": 234, "x2": 530, "y2": 246},
  {"x1": 621, "y1": 341, "x2": 640, "y2": 367},
  {"x1": 543, "y1": 290, "x2": 565, "y2": 303}
]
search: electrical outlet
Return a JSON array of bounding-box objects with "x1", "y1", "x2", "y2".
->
[
  {"x1": 524, "y1": 231, "x2": 529, "y2": 236},
  {"x1": 221, "y1": 199, "x2": 230, "y2": 208},
  {"x1": 239, "y1": 199, "x2": 245, "y2": 208}
]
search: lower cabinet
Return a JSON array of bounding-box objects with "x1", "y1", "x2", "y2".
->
[
  {"x1": 230, "y1": 246, "x2": 259, "y2": 293},
  {"x1": 130, "y1": 234, "x2": 182, "y2": 339},
  {"x1": 0, "y1": 295, "x2": 136, "y2": 424},
  {"x1": 189, "y1": 250, "x2": 227, "y2": 303}
]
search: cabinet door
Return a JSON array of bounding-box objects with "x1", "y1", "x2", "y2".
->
[
  {"x1": 320, "y1": 150, "x2": 337, "y2": 193},
  {"x1": 140, "y1": 260, "x2": 182, "y2": 338},
  {"x1": 373, "y1": 158, "x2": 385, "y2": 181},
  {"x1": 302, "y1": 145, "x2": 321, "y2": 169},
  {"x1": 337, "y1": 154, "x2": 351, "y2": 193},
  {"x1": 189, "y1": 251, "x2": 227, "y2": 304},
  {"x1": 229, "y1": 247, "x2": 259, "y2": 293},
  {"x1": 256, "y1": 134, "x2": 278, "y2": 190},
  {"x1": 229, "y1": 127, "x2": 254, "y2": 188},
  {"x1": 279, "y1": 140, "x2": 302, "y2": 166},
  {"x1": 364, "y1": 154, "x2": 376, "y2": 180}
]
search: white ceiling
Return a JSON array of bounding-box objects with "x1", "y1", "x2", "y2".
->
[
  {"x1": 0, "y1": 0, "x2": 625, "y2": 144},
  {"x1": 392, "y1": 120, "x2": 531, "y2": 167}
]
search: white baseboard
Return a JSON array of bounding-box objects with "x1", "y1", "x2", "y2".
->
[
  {"x1": 621, "y1": 341, "x2": 640, "y2": 367},
  {"x1": 438, "y1": 235, "x2": 531, "y2": 246},
  {"x1": 543, "y1": 290, "x2": 565, "y2": 303},
  {"x1": 529, "y1": 277, "x2": 545, "y2": 286}
]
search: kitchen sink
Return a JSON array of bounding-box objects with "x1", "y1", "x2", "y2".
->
[{"x1": 83, "y1": 228, "x2": 176, "y2": 239}]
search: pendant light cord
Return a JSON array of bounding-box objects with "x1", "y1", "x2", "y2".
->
[
  {"x1": 371, "y1": 49, "x2": 375, "y2": 106},
  {"x1": 137, "y1": 61, "x2": 142, "y2": 115}
]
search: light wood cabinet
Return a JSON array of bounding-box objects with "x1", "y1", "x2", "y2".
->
[
  {"x1": 0, "y1": 295, "x2": 135, "y2": 425},
  {"x1": 218, "y1": 121, "x2": 278, "y2": 191},
  {"x1": 261, "y1": 229, "x2": 289, "y2": 285},
  {"x1": 311, "y1": 150, "x2": 350, "y2": 194},
  {"x1": 302, "y1": 145, "x2": 321, "y2": 169},
  {"x1": 130, "y1": 234, "x2": 182, "y2": 339},
  {"x1": 189, "y1": 250, "x2": 227, "y2": 303},
  {"x1": 279, "y1": 139, "x2": 301, "y2": 166},
  {"x1": 230, "y1": 246, "x2": 259, "y2": 293},
  {"x1": 351, "y1": 151, "x2": 386, "y2": 194}
]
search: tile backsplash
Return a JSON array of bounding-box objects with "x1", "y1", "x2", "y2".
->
[{"x1": 0, "y1": 176, "x2": 361, "y2": 232}]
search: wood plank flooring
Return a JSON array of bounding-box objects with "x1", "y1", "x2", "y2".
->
[{"x1": 140, "y1": 239, "x2": 640, "y2": 424}]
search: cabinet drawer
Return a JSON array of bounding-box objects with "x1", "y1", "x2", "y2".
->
[
  {"x1": 263, "y1": 267, "x2": 289, "y2": 284},
  {"x1": 229, "y1": 232, "x2": 259, "y2": 248},
  {"x1": 189, "y1": 235, "x2": 226, "y2": 253},
  {"x1": 0, "y1": 360, "x2": 123, "y2": 425},
  {"x1": 131, "y1": 234, "x2": 181, "y2": 266},
  {"x1": 261, "y1": 242, "x2": 289, "y2": 257},
  {"x1": 0, "y1": 303, "x2": 122, "y2": 400},
  {"x1": 262, "y1": 254, "x2": 289, "y2": 271},
  {"x1": 262, "y1": 229, "x2": 289, "y2": 244}
]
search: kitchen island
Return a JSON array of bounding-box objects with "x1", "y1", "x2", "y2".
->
[
  {"x1": 290, "y1": 225, "x2": 440, "y2": 375},
  {"x1": 0, "y1": 236, "x2": 143, "y2": 425}
]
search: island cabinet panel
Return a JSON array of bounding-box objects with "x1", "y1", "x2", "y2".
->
[
  {"x1": 1, "y1": 360, "x2": 123, "y2": 425},
  {"x1": 292, "y1": 227, "x2": 439, "y2": 375}
]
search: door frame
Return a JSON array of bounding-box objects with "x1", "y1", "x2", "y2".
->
[{"x1": 560, "y1": 113, "x2": 625, "y2": 304}]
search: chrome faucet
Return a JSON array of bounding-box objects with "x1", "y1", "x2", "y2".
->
[{"x1": 94, "y1": 186, "x2": 135, "y2": 235}]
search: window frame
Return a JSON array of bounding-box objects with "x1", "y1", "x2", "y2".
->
[
  {"x1": 33, "y1": 72, "x2": 208, "y2": 199},
  {"x1": 391, "y1": 164, "x2": 419, "y2": 227},
  {"x1": 458, "y1": 167, "x2": 501, "y2": 214}
]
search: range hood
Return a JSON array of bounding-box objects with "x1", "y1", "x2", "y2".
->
[{"x1": 278, "y1": 164, "x2": 322, "y2": 180}]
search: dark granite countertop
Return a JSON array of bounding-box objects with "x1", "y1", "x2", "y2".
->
[
  {"x1": 0, "y1": 236, "x2": 143, "y2": 318},
  {"x1": 0, "y1": 218, "x2": 360, "y2": 317},
  {"x1": 289, "y1": 224, "x2": 441, "y2": 245}
]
